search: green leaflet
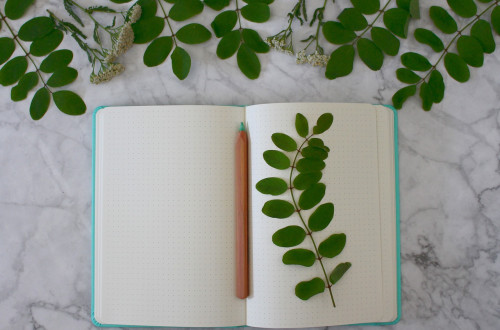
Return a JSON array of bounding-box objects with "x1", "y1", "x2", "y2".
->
[
  {"x1": 295, "y1": 113, "x2": 309, "y2": 137},
  {"x1": 298, "y1": 183, "x2": 326, "y2": 210},
  {"x1": 401, "y1": 52, "x2": 432, "y2": 71},
  {"x1": 171, "y1": 47, "x2": 191, "y2": 80},
  {"x1": 240, "y1": 3, "x2": 270, "y2": 23},
  {"x1": 396, "y1": 68, "x2": 421, "y2": 84},
  {"x1": 237, "y1": 44, "x2": 261, "y2": 79},
  {"x1": 444, "y1": 52, "x2": 470, "y2": 83},
  {"x1": 136, "y1": 0, "x2": 157, "y2": 19},
  {"x1": 0, "y1": 56, "x2": 28, "y2": 86},
  {"x1": 143, "y1": 37, "x2": 173, "y2": 67},
  {"x1": 329, "y1": 262, "x2": 352, "y2": 285},
  {"x1": 301, "y1": 146, "x2": 328, "y2": 160},
  {"x1": 309, "y1": 138, "x2": 329, "y2": 152},
  {"x1": 429, "y1": 6, "x2": 457, "y2": 34},
  {"x1": 262, "y1": 200, "x2": 295, "y2": 218},
  {"x1": 397, "y1": 0, "x2": 420, "y2": 18},
  {"x1": 283, "y1": 249, "x2": 316, "y2": 267},
  {"x1": 383, "y1": 8, "x2": 410, "y2": 39},
  {"x1": 205, "y1": 0, "x2": 231, "y2": 11},
  {"x1": 447, "y1": 0, "x2": 477, "y2": 18},
  {"x1": 30, "y1": 30, "x2": 64, "y2": 57},
  {"x1": 392, "y1": 85, "x2": 416, "y2": 109},
  {"x1": 30, "y1": 87, "x2": 50, "y2": 120},
  {"x1": 40, "y1": 49, "x2": 73, "y2": 73},
  {"x1": 242, "y1": 29, "x2": 269, "y2": 53},
  {"x1": 169, "y1": 0, "x2": 204, "y2": 21},
  {"x1": 318, "y1": 233, "x2": 346, "y2": 258},
  {"x1": 456, "y1": 35, "x2": 484, "y2": 68},
  {"x1": 323, "y1": 21, "x2": 356, "y2": 45},
  {"x1": 414, "y1": 28, "x2": 444, "y2": 52},
  {"x1": 428, "y1": 70, "x2": 445, "y2": 103},
  {"x1": 338, "y1": 8, "x2": 367, "y2": 31},
  {"x1": 471, "y1": 20, "x2": 495, "y2": 54},
  {"x1": 47, "y1": 67, "x2": 78, "y2": 87},
  {"x1": 351, "y1": 0, "x2": 380, "y2": 15},
  {"x1": 53, "y1": 90, "x2": 86, "y2": 115},
  {"x1": 212, "y1": 11, "x2": 238, "y2": 38},
  {"x1": 419, "y1": 82, "x2": 433, "y2": 111},
  {"x1": 357, "y1": 38, "x2": 384, "y2": 71},
  {"x1": 325, "y1": 45, "x2": 355, "y2": 79},
  {"x1": 132, "y1": 16, "x2": 165, "y2": 44},
  {"x1": 11, "y1": 72, "x2": 38, "y2": 102},
  {"x1": 308, "y1": 203, "x2": 334, "y2": 232},
  {"x1": 293, "y1": 172, "x2": 322, "y2": 190},
  {"x1": 296, "y1": 158, "x2": 325, "y2": 173},
  {"x1": 272, "y1": 225, "x2": 306, "y2": 247},
  {"x1": 5, "y1": 0, "x2": 35, "y2": 20},
  {"x1": 313, "y1": 113, "x2": 333, "y2": 134},
  {"x1": 0, "y1": 38, "x2": 16, "y2": 65},
  {"x1": 492, "y1": 6, "x2": 500, "y2": 35},
  {"x1": 216, "y1": 30, "x2": 240, "y2": 59},
  {"x1": 295, "y1": 278, "x2": 325, "y2": 300},
  {"x1": 256, "y1": 177, "x2": 289, "y2": 195},
  {"x1": 371, "y1": 27, "x2": 400, "y2": 56},
  {"x1": 176, "y1": 24, "x2": 211, "y2": 45},
  {"x1": 263, "y1": 150, "x2": 290, "y2": 169},
  {"x1": 18, "y1": 17, "x2": 54, "y2": 41},
  {"x1": 272, "y1": 133, "x2": 297, "y2": 151}
]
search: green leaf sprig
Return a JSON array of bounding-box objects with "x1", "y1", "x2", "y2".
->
[
  {"x1": 392, "y1": 0, "x2": 500, "y2": 111},
  {"x1": 0, "y1": 0, "x2": 86, "y2": 120},
  {"x1": 257, "y1": 112, "x2": 351, "y2": 306},
  {"x1": 324, "y1": 0, "x2": 420, "y2": 79},
  {"x1": 211, "y1": 0, "x2": 272, "y2": 79},
  {"x1": 134, "y1": 0, "x2": 212, "y2": 80}
]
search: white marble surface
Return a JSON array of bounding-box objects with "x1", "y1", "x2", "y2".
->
[{"x1": 1, "y1": 0, "x2": 500, "y2": 329}]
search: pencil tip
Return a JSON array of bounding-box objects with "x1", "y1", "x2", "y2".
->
[{"x1": 239, "y1": 122, "x2": 245, "y2": 131}]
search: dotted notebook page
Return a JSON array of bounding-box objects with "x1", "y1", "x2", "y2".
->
[
  {"x1": 246, "y1": 103, "x2": 385, "y2": 328},
  {"x1": 94, "y1": 106, "x2": 246, "y2": 327}
]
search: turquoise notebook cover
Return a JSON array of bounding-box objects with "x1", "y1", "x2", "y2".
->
[{"x1": 91, "y1": 104, "x2": 401, "y2": 327}]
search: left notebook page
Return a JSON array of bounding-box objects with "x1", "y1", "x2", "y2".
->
[{"x1": 93, "y1": 105, "x2": 246, "y2": 327}]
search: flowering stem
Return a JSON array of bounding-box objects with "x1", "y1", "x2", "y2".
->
[
  {"x1": 0, "y1": 9, "x2": 52, "y2": 94},
  {"x1": 289, "y1": 134, "x2": 336, "y2": 308},
  {"x1": 414, "y1": 0, "x2": 499, "y2": 86},
  {"x1": 313, "y1": 0, "x2": 328, "y2": 52},
  {"x1": 157, "y1": 0, "x2": 178, "y2": 47},
  {"x1": 352, "y1": 0, "x2": 392, "y2": 45}
]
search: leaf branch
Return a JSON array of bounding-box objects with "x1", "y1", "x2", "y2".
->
[{"x1": 157, "y1": 0, "x2": 178, "y2": 47}]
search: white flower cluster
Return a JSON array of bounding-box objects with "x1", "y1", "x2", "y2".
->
[
  {"x1": 265, "y1": 37, "x2": 293, "y2": 56},
  {"x1": 105, "y1": 4, "x2": 141, "y2": 63},
  {"x1": 296, "y1": 50, "x2": 329, "y2": 67},
  {"x1": 90, "y1": 63, "x2": 125, "y2": 84}
]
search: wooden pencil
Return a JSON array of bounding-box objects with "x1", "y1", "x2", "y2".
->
[{"x1": 235, "y1": 122, "x2": 249, "y2": 299}]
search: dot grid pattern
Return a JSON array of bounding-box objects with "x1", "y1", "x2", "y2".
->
[
  {"x1": 94, "y1": 105, "x2": 246, "y2": 326},
  {"x1": 246, "y1": 103, "x2": 396, "y2": 327}
]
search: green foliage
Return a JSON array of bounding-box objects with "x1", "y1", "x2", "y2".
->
[
  {"x1": 40, "y1": 50, "x2": 73, "y2": 73},
  {"x1": 5, "y1": 0, "x2": 35, "y2": 20},
  {"x1": 329, "y1": 262, "x2": 352, "y2": 285},
  {"x1": 393, "y1": 0, "x2": 500, "y2": 110},
  {"x1": 0, "y1": 56, "x2": 28, "y2": 86},
  {"x1": 211, "y1": 0, "x2": 270, "y2": 79},
  {"x1": 258, "y1": 113, "x2": 350, "y2": 307},
  {"x1": 143, "y1": 36, "x2": 173, "y2": 67},
  {"x1": 30, "y1": 30, "x2": 64, "y2": 56},
  {"x1": 295, "y1": 278, "x2": 325, "y2": 300}
]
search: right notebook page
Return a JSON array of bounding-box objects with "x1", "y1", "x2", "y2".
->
[{"x1": 245, "y1": 103, "x2": 397, "y2": 328}]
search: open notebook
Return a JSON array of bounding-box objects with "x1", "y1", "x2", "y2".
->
[{"x1": 92, "y1": 103, "x2": 400, "y2": 328}]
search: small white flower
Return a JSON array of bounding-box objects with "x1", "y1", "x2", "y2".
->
[
  {"x1": 90, "y1": 63, "x2": 125, "y2": 84},
  {"x1": 129, "y1": 4, "x2": 142, "y2": 23}
]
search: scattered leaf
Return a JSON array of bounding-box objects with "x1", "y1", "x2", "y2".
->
[
  {"x1": 313, "y1": 113, "x2": 333, "y2": 134},
  {"x1": 429, "y1": 6, "x2": 458, "y2": 34},
  {"x1": 272, "y1": 133, "x2": 297, "y2": 151},
  {"x1": 283, "y1": 249, "x2": 316, "y2": 267},
  {"x1": 298, "y1": 183, "x2": 326, "y2": 210},
  {"x1": 171, "y1": 47, "x2": 191, "y2": 80},
  {"x1": 308, "y1": 203, "x2": 334, "y2": 232},
  {"x1": 263, "y1": 150, "x2": 290, "y2": 169},
  {"x1": 325, "y1": 45, "x2": 355, "y2": 79},
  {"x1": 444, "y1": 52, "x2": 470, "y2": 82},
  {"x1": 414, "y1": 28, "x2": 444, "y2": 52},
  {"x1": 272, "y1": 225, "x2": 306, "y2": 247},
  {"x1": 217, "y1": 30, "x2": 241, "y2": 59},
  {"x1": 392, "y1": 85, "x2": 416, "y2": 109},
  {"x1": 262, "y1": 200, "x2": 296, "y2": 218},
  {"x1": 329, "y1": 262, "x2": 352, "y2": 285},
  {"x1": 30, "y1": 87, "x2": 50, "y2": 120},
  {"x1": 318, "y1": 233, "x2": 346, "y2": 258},
  {"x1": 295, "y1": 278, "x2": 325, "y2": 300},
  {"x1": 237, "y1": 44, "x2": 261, "y2": 79},
  {"x1": 357, "y1": 38, "x2": 384, "y2": 71},
  {"x1": 53, "y1": 90, "x2": 86, "y2": 115},
  {"x1": 428, "y1": 70, "x2": 445, "y2": 103},
  {"x1": 143, "y1": 36, "x2": 173, "y2": 67},
  {"x1": 256, "y1": 177, "x2": 289, "y2": 195},
  {"x1": 419, "y1": 82, "x2": 433, "y2": 111},
  {"x1": 295, "y1": 113, "x2": 309, "y2": 137}
]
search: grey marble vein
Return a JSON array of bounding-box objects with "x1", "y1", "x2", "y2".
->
[{"x1": 1, "y1": 0, "x2": 500, "y2": 329}]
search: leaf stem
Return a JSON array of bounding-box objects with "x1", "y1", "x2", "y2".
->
[
  {"x1": 352, "y1": 0, "x2": 392, "y2": 44},
  {"x1": 0, "y1": 9, "x2": 52, "y2": 93},
  {"x1": 313, "y1": 0, "x2": 328, "y2": 52},
  {"x1": 415, "y1": 0, "x2": 499, "y2": 85},
  {"x1": 289, "y1": 134, "x2": 336, "y2": 308},
  {"x1": 235, "y1": 0, "x2": 243, "y2": 31},
  {"x1": 157, "y1": 0, "x2": 178, "y2": 47}
]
